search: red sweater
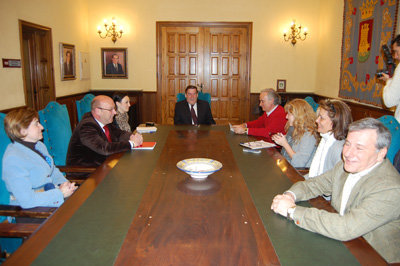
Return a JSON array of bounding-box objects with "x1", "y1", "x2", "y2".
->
[{"x1": 246, "y1": 105, "x2": 287, "y2": 141}]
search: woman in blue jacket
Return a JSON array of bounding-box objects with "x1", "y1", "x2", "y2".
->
[{"x1": 2, "y1": 108, "x2": 77, "y2": 209}]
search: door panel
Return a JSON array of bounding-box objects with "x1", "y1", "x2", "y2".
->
[
  {"x1": 203, "y1": 27, "x2": 249, "y2": 125},
  {"x1": 158, "y1": 22, "x2": 251, "y2": 125},
  {"x1": 20, "y1": 20, "x2": 55, "y2": 111}
]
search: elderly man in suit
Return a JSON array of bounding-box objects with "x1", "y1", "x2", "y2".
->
[
  {"x1": 271, "y1": 118, "x2": 400, "y2": 263},
  {"x1": 67, "y1": 95, "x2": 143, "y2": 167},
  {"x1": 174, "y1": 85, "x2": 215, "y2": 125}
]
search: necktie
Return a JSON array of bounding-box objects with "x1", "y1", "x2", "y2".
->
[
  {"x1": 191, "y1": 105, "x2": 198, "y2": 125},
  {"x1": 103, "y1": 125, "x2": 111, "y2": 142}
]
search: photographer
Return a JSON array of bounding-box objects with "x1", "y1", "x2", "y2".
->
[{"x1": 380, "y1": 34, "x2": 400, "y2": 122}]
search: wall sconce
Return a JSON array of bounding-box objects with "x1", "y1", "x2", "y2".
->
[
  {"x1": 283, "y1": 20, "x2": 308, "y2": 46},
  {"x1": 97, "y1": 17, "x2": 124, "y2": 43}
]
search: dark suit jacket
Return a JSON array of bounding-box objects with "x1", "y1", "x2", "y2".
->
[
  {"x1": 66, "y1": 113, "x2": 131, "y2": 167},
  {"x1": 63, "y1": 62, "x2": 73, "y2": 76},
  {"x1": 174, "y1": 99, "x2": 215, "y2": 125},
  {"x1": 106, "y1": 63, "x2": 124, "y2": 74}
]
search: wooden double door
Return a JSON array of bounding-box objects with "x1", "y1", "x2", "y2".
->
[{"x1": 157, "y1": 22, "x2": 252, "y2": 125}]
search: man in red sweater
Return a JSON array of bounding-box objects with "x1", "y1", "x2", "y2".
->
[{"x1": 232, "y1": 88, "x2": 287, "y2": 142}]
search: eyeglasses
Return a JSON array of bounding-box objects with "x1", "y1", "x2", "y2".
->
[{"x1": 97, "y1": 107, "x2": 115, "y2": 112}]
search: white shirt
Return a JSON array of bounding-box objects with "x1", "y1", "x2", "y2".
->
[
  {"x1": 187, "y1": 102, "x2": 198, "y2": 125},
  {"x1": 339, "y1": 162, "x2": 381, "y2": 215},
  {"x1": 383, "y1": 65, "x2": 400, "y2": 123},
  {"x1": 308, "y1": 132, "x2": 336, "y2": 178}
]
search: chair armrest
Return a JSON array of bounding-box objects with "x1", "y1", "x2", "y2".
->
[
  {"x1": 0, "y1": 205, "x2": 55, "y2": 219},
  {"x1": 0, "y1": 222, "x2": 40, "y2": 238},
  {"x1": 58, "y1": 165, "x2": 96, "y2": 173}
]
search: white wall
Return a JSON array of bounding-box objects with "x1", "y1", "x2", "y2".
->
[
  {"x1": 0, "y1": 0, "x2": 347, "y2": 110},
  {"x1": 0, "y1": 0, "x2": 90, "y2": 110}
]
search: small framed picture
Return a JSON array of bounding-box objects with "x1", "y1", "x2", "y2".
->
[
  {"x1": 101, "y1": 48, "x2": 128, "y2": 79},
  {"x1": 60, "y1": 43, "x2": 76, "y2": 80},
  {"x1": 277, "y1": 79, "x2": 286, "y2": 92}
]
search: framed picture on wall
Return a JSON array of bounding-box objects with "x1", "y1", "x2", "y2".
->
[
  {"x1": 60, "y1": 43, "x2": 76, "y2": 80},
  {"x1": 101, "y1": 48, "x2": 128, "y2": 79},
  {"x1": 276, "y1": 79, "x2": 286, "y2": 92}
]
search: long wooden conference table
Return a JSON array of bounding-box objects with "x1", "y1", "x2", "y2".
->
[{"x1": 5, "y1": 125, "x2": 389, "y2": 265}]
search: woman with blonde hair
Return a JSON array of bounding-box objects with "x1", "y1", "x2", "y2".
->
[{"x1": 272, "y1": 99, "x2": 319, "y2": 168}]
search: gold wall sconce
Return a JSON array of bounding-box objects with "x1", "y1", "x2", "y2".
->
[
  {"x1": 97, "y1": 17, "x2": 124, "y2": 43},
  {"x1": 283, "y1": 20, "x2": 308, "y2": 45}
]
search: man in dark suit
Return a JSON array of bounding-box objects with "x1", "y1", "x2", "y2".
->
[
  {"x1": 106, "y1": 54, "x2": 124, "y2": 74},
  {"x1": 63, "y1": 51, "x2": 73, "y2": 76},
  {"x1": 66, "y1": 95, "x2": 143, "y2": 167},
  {"x1": 174, "y1": 85, "x2": 215, "y2": 125}
]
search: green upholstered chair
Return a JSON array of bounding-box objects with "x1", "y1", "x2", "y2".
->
[
  {"x1": 304, "y1": 96, "x2": 319, "y2": 112},
  {"x1": 39, "y1": 102, "x2": 72, "y2": 166},
  {"x1": 39, "y1": 102, "x2": 95, "y2": 182},
  {"x1": 378, "y1": 115, "x2": 400, "y2": 163},
  {"x1": 76, "y1": 93, "x2": 95, "y2": 121},
  {"x1": 176, "y1": 93, "x2": 185, "y2": 102}
]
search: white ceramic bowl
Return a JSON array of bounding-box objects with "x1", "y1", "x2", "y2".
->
[{"x1": 176, "y1": 158, "x2": 222, "y2": 180}]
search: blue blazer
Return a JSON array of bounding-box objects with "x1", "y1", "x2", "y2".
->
[{"x1": 2, "y1": 141, "x2": 67, "y2": 208}]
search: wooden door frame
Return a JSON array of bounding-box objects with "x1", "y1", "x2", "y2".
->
[
  {"x1": 156, "y1": 21, "x2": 252, "y2": 124},
  {"x1": 19, "y1": 19, "x2": 56, "y2": 110}
]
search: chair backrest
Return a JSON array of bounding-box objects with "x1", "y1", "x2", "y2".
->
[
  {"x1": 378, "y1": 115, "x2": 400, "y2": 163},
  {"x1": 0, "y1": 113, "x2": 11, "y2": 212},
  {"x1": 304, "y1": 96, "x2": 319, "y2": 112},
  {"x1": 39, "y1": 102, "x2": 72, "y2": 166},
  {"x1": 176, "y1": 93, "x2": 186, "y2": 102},
  {"x1": 176, "y1": 92, "x2": 211, "y2": 106},
  {"x1": 198, "y1": 92, "x2": 211, "y2": 105},
  {"x1": 76, "y1": 93, "x2": 95, "y2": 121}
]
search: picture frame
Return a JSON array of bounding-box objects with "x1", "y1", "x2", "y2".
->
[
  {"x1": 60, "y1": 43, "x2": 76, "y2": 80},
  {"x1": 277, "y1": 79, "x2": 286, "y2": 92},
  {"x1": 101, "y1": 48, "x2": 128, "y2": 79}
]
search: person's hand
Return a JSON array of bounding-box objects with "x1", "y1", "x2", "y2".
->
[
  {"x1": 130, "y1": 133, "x2": 143, "y2": 147},
  {"x1": 59, "y1": 181, "x2": 77, "y2": 198},
  {"x1": 271, "y1": 194, "x2": 296, "y2": 217},
  {"x1": 232, "y1": 123, "x2": 246, "y2": 134},
  {"x1": 378, "y1": 73, "x2": 390, "y2": 82},
  {"x1": 271, "y1": 133, "x2": 287, "y2": 146}
]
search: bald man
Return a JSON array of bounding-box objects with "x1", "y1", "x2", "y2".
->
[{"x1": 67, "y1": 95, "x2": 143, "y2": 167}]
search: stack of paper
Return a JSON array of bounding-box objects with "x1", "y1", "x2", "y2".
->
[
  {"x1": 239, "y1": 140, "x2": 276, "y2": 149},
  {"x1": 136, "y1": 126, "x2": 157, "y2": 133}
]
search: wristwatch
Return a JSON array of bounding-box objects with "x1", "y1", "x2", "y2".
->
[{"x1": 287, "y1": 206, "x2": 296, "y2": 220}]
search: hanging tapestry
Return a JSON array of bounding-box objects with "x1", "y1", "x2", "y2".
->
[{"x1": 339, "y1": 0, "x2": 399, "y2": 106}]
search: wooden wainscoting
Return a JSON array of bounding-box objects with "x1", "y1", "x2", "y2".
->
[{"x1": 141, "y1": 91, "x2": 158, "y2": 124}]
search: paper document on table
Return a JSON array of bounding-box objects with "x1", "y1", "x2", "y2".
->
[
  {"x1": 133, "y1": 142, "x2": 157, "y2": 150},
  {"x1": 136, "y1": 126, "x2": 157, "y2": 133},
  {"x1": 239, "y1": 140, "x2": 276, "y2": 149},
  {"x1": 229, "y1": 123, "x2": 235, "y2": 132}
]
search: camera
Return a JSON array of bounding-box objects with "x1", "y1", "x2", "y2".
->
[{"x1": 376, "y1": 44, "x2": 396, "y2": 78}]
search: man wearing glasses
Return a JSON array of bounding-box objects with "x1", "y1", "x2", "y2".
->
[{"x1": 67, "y1": 95, "x2": 143, "y2": 168}]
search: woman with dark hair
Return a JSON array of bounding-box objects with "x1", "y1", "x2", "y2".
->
[
  {"x1": 307, "y1": 99, "x2": 352, "y2": 179},
  {"x1": 2, "y1": 108, "x2": 77, "y2": 209},
  {"x1": 272, "y1": 99, "x2": 319, "y2": 168},
  {"x1": 112, "y1": 93, "x2": 131, "y2": 132}
]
